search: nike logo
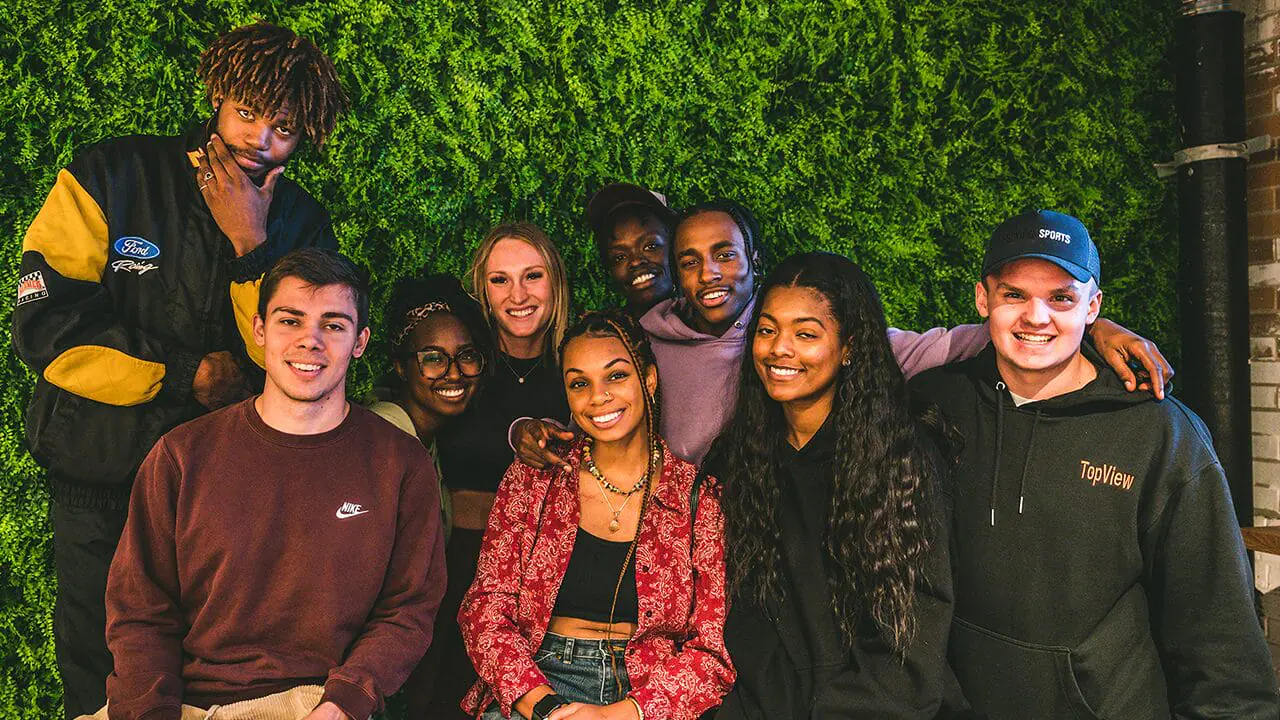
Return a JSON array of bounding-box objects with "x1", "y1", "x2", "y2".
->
[{"x1": 336, "y1": 501, "x2": 370, "y2": 519}]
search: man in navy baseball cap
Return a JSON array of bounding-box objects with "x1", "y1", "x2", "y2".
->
[
  {"x1": 982, "y1": 209, "x2": 1101, "y2": 286},
  {"x1": 909, "y1": 209, "x2": 1277, "y2": 719},
  {"x1": 975, "y1": 209, "x2": 1105, "y2": 389}
]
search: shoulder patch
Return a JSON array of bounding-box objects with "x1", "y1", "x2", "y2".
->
[{"x1": 16, "y1": 271, "x2": 48, "y2": 306}]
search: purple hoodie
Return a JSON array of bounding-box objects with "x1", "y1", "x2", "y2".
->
[{"x1": 640, "y1": 297, "x2": 990, "y2": 465}]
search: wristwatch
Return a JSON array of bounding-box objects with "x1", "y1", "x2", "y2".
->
[{"x1": 532, "y1": 693, "x2": 568, "y2": 720}]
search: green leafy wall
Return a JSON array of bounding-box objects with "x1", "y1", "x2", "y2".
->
[{"x1": 0, "y1": 0, "x2": 1175, "y2": 715}]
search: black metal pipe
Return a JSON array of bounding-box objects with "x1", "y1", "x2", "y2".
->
[{"x1": 1173, "y1": 3, "x2": 1252, "y2": 526}]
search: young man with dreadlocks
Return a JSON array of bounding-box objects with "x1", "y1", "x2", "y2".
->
[{"x1": 12, "y1": 22, "x2": 346, "y2": 719}]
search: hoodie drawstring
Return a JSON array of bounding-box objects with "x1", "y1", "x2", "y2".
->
[
  {"x1": 989, "y1": 382, "x2": 1044, "y2": 524},
  {"x1": 989, "y1": 382, "x2": 1005, "y2": 526},
  {"x1": 1017, "y1": 410, "x2": 1042, "y2": 515}
]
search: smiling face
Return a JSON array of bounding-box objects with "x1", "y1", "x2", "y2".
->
[
  {"x1": 977, "y1": 258, "x2": 1102, "y2": 387},
  {"x1": 396, "y1": 312, "x2": 483, "y2": 420},
  {"x1": 674, "y1": 210, "x2": 756, "y2": 336},
  {"x1": 253, "y1": 276, "x2": 369, "y2": 406},
  {"x1": 602, "y1": 212, "x2": 674, "y2": 314},
  {"x1": 563, "y1": 334, "x2": 658, "y2": 445},
  {"x1": 484, "y1": 237, "x2": 553, "y2": 351},
  {"x1": 753, "y1": 285, "x2": 847, "y2": 412},
  {"x1": 212, "y1": 95, "x2": 301, "y2": 180}
]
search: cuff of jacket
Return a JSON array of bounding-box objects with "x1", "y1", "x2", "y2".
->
[
  {"x1": 506, "y1": 416, "x2": 571, "y2": 453},
  {"x1": 321, "y1": 677, "x2": 377, "y2": 720},
  {"x1": 507, "y1": 417, "x2": 532, "y2": 453},
  {"x1": 627, "y1": 685, "x2": 670, "y2": 720},
  {"x1": 227, "y1": 241, "x2": 273, "y2": 283},
  {"x1": 156, "y1": 348, "x2": 203, "y2": 407},
  {"x1": 495, "y1": 664, "x2": 550, "y2": 719}
]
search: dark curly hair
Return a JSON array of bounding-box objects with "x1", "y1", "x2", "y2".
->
[
  {"x1": 708, "y1": 251, "x2": 949, "y2": 653},
  {"x1": 386, "y1": 271, "x2": 494, "y2": 382},
  {"x1": 197, "y1": 22, "x2": 348, "y2": 146}
]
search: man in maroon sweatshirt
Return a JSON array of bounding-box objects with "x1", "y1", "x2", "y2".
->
[{"x1": 98, "y1": 248, "x2": 446, "y2": 720}]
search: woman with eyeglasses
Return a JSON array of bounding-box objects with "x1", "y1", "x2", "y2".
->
[
  {"x1": 366, "y1": 271, "x2": 494, "y2": 717},
  {"x1": 411, "y1": 222, "x2": 575, "y2": 719},
  {"x1": 370, "y1": 272, "x2": 493, "y2": 455}
]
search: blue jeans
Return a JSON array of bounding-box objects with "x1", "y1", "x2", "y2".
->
[{"x1": 481, "y1": 631, "x2": 632, "y2": 719}]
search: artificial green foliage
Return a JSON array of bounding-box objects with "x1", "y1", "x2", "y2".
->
[{"x1": 0, "y1": 0, "x2": 1175, "y2": 715}]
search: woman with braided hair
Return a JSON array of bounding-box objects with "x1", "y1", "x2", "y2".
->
[{"x1": 459, "y1": 309, "x2": 734, "y2": 720}]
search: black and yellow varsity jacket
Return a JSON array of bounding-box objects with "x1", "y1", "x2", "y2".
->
[{"x1": 13, "y1": 122, "x2": 336, "y2": 507}]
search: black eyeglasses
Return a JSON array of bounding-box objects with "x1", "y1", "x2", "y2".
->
[{"x1": 413, "y1": 347, "x2": 486, "y2": 379}]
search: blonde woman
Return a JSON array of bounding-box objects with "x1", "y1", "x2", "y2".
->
[{"x1": 410, "y1": 222, "x2": 574, "y2": 719}]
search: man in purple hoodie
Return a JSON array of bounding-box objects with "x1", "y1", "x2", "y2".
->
[{"x1": 516, "y1": 199, "x2": 1173, "y2": 466}]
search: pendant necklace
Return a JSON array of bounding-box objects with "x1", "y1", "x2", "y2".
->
[
  {"x1": 583, "y1": 440, "x2": 651, "y2": 532},
  {"x1": 593, "y1": 478, "x2": 635, "y2": 533},
  {"x1": 500, "y1": 352, "x2": 539, "y2": 384}
]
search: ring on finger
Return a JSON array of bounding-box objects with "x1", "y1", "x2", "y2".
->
[
  {"x1": 203, "y1": 171, "x2": 214, "y2": 181},
  {"x1": 198, "y1": 184, "x2": 208, "y2": 191}
]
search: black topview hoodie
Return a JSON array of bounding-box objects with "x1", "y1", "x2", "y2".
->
[{"x1": 910, "y1": 344, "x2": 1278, "y2": 720}]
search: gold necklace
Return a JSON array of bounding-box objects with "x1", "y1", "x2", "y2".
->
[
  {"x1": 591, "y1": 475, "x2": 636, "y2": 533},
  {"x1": 583, "y1": 441, "x2": 648, "y2": 496},
  {"x1": 500, "y1": 352, "x2": 539, "y2": 384},
  {"x1": 583, "y1": 439, "x2": 659, "y2": 532}
]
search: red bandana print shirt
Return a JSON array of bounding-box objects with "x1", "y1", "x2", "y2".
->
[{"x1": 459, "y1": 438, "x2": 734, "y2": 719}]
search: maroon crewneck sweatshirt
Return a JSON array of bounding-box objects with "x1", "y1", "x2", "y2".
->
[{"x1": 105, "y1": 398, "x2": 446, "y2": 720}]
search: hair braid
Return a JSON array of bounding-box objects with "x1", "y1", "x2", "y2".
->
[{"x1": 559, "y1": 309, "x2": 661, "y2": 693}]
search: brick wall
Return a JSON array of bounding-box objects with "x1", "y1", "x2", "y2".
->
[{"x1": 1247, "y1": 0, "x2": 1280, "y2": 593}]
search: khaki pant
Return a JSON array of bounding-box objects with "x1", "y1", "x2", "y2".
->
[{"x1": 79, "y1": 685, "x2": 326, "y2": 720}]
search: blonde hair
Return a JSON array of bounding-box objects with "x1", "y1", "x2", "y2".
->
[{"x1": 468, "y1": 221, "x2": 571, "y2": 359}]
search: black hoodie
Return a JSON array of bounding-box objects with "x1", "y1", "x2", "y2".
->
[{"x1": 910, "y1": 344, "x2": 1278, "y2": 720}]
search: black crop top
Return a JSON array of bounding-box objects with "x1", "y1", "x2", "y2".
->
[{"x1": 551, "y1": 528, "x2": 639, "y2": 624}]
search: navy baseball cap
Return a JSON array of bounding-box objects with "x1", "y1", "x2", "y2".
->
[
  {"x1": 982, "y1": 210, "x2": 1101, "y2": 285},
  {"x1": 586, "y1": 183, "x2": 677, "y2": 236}
]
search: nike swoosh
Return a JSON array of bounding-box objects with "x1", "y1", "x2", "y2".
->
[{"x1": 335, "y1": 508, "x2": 370, "y2": 519}]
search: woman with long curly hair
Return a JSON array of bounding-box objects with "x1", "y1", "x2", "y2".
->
[
  {"x1": 709, "y1": 251, "x2": 970, "y2": 718},
  {"x1": 460, "y1": 309, "x2": 734, "y2": 720}
]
